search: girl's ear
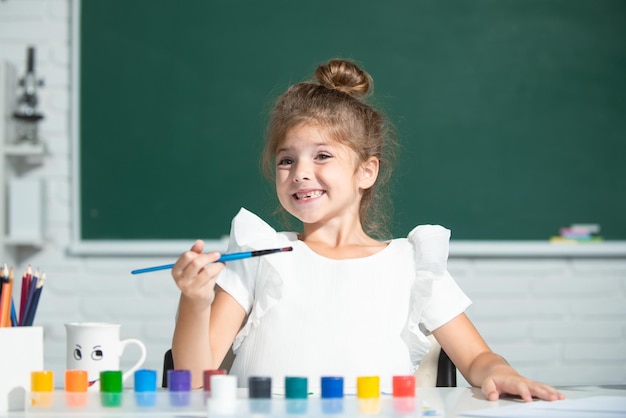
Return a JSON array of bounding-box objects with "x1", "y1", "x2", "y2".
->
[{"x1": 359, "y1": 156, "x2": 380, "y2": 190}]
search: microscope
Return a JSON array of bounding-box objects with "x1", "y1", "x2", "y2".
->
[{"x1": 13, "y1": 46, "x2": 44, "y2": 144}]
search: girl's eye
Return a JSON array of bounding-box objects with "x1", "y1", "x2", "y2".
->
[
  {"x1": 317, "y1": 153, "x2": 332, "y2": 160},
  {"x1": 277, "y1": 158, "x2": 293, "y2": 166}
]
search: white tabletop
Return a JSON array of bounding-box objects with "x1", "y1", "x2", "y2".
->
[
  {"x1": 418, "y1": 385, "x2": 626, "y2": 417},
  {"x1": 2, "y1": 385, "x2": 624, "y2": 417}
]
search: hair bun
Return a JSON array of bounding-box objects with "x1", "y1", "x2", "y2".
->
[{"x1": 314, "y1": 59, "x2": 372, "y2": 98}]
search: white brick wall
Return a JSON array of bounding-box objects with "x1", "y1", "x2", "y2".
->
[
  {"x1": 1, "y1": 0, "x2": 624, "y2": 388},
  {"x1": 452, "y1": 259, "x2": 626, "y2": 386}
]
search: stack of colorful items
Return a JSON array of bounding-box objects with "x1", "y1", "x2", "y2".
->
[{"x1": 550, "y1": 224, "x2": 603, "y2": 244}]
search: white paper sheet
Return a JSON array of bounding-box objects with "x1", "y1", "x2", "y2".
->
[{"x1": 460, "y1": 396, "x2": 626, "y2": 418}]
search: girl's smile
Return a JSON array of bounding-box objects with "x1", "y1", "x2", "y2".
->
[
  {"x1": 293, "y1": 189, "x2": 326, "y2": 201},
  {"x1": 275, "y1": 123, "x2": 367, "y2": 226}
]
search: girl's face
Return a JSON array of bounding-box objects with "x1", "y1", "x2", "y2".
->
[{"x1": 274, "y1": 123, "x2": 377, "y2": 226}]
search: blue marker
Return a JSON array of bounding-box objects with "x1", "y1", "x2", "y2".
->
[{"x1": 131, "y1": 247, "x2": 293, "y2": 275}]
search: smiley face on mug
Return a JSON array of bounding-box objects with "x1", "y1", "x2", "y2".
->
[
  {"x1": 65, "y1": 323, "x2": 147, "y2": 390},
  {"x1": 74, "y1": 344, "x2": 104, "y2": 361}
]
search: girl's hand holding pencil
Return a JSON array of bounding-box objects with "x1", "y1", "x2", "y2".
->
[
  {"x1": 170, "y1": 240, "x2": 229, "y2": 306},
  {"x1": 133, "y1": 242, "x2": 293, "y2": 307},
  {"x1": 0, "y1": 264, "x2": 45, "y2": 327}
]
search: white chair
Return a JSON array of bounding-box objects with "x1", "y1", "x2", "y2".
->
[{"x1": 415, "y1": 334, "x2": 457, "y2": 387}]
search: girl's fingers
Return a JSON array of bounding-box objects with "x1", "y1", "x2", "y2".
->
[
  {"x1": 174, "y1": 250, "x2": 220, "y2": 279},
  {"x1": 184, "y1": 252, "x2": 218, "y2": 275},
  {"x1": 175, "y1": 253, "x2": 225, "y2": 298},
  {"x1": 190, "y1": 239, "x2": 205, "y2": 254},
  {"x1": 516, "y1": 383, "x2": 533, "y2": 402},
  {"x1": 485, "y1": 376, "x2": 565, "y2": 402},
  {"x1": 481, "y1": 379, "x2": 500, "y2": 401},
  {"x1": 529, "y1": 382, "x2": 565, "y2": 401}
]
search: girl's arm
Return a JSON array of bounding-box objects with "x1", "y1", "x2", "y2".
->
[
  {"x1": 432, "y1": 313, "x2": 565, "y2": 402},
  {"x1": 170, "y1": 240, "x2": 246, "y2": 388}
]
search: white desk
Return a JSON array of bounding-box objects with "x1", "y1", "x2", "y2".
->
[
  {"x1": 417, "y1": 385, "x2": 625, "y2": 417},
  {"x1": 2, "y1": 385, "x2": 624, "y2": 417}
]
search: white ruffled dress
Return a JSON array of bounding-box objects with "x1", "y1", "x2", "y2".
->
[{"x1": 216, "y1": 208, "x2": 471, "y2": 393}]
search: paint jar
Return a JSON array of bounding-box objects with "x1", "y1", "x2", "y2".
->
[
  {"x1": 134, "y1": 369, "x2": 157, "y2": 407},
  {"x1": 357, "y1": 375, "x2": 380, "y2": 414},
  {"x1": 321, "y1": 376, "x2": 344, "y2": 414},
  {"x1": 168, "y1": 369, "x2": 191, "y2": 407},
  {"x1": 100, "y1": 370, "x2": 123, "y2": 407},
  {"x1": 65, "y1": 370, "x2": 88, "y2": 408},
  {"x1": 30, "y1": 370, "x2": 54, "y2": 408},
  {"x1": 248, "y1": 376, "x2": 272, "y2": 414}
]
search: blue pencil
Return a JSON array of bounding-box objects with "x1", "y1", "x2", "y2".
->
[
  {"x1": 10, "y1": 299, "x2": 18, "y2": 327},
  {"x1": 23, "y1": 275, "x2": 44, "y2": 327},
  {"x1": 131, "y1": 246, "x2": 293, "y2": 275}
]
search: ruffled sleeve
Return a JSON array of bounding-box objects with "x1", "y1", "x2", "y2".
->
[
  {"x1": 216, "y1": 207, "x2": 296, "y2": 351},
  {"x1": 401, "y1": 225, "x2": 472, "y2": 369}
]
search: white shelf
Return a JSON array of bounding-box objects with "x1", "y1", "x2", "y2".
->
[
  {"x1": 449, "y1": 241, "x2": 626, "y2": 258},
  {"x1": 4, "y1": 143, "x2": 46, "y2": 156},
  {"x1": 66, "y1": 238, "x2": 626, "y2": 258},
  {"x1": 2, "y1": 236, "x2": 44, "y2": 247}
]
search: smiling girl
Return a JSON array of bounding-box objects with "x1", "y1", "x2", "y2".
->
[{"x1": 170, "y1": 58, "x2": 564, "y2": 402}]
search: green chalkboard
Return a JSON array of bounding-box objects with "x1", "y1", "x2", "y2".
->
[{"x1": 78, "y1": 0, "x2": 626, "y2": 242}]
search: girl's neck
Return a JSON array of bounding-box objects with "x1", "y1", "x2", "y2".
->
[{"x1": 297, "y1": 222, "x2": 386, "y2": 260}]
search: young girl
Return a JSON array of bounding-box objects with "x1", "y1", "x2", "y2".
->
[{"x1": 171, "y1": 58, "x2": 564, "y2": 401}]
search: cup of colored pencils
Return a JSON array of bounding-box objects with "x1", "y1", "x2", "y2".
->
[{"x1": 0, "y1": 264, "x2": 46, "y2": 327}]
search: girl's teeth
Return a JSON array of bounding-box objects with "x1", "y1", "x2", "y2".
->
[{"x1": 296, "y1": 191, "x2": 323, "y2": 199}]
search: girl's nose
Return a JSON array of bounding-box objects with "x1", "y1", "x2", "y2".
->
[
  {"x1": 293, "y1": 173, "x2": 311, "y2": 183},
  {"x1": 293, "y1": 163, "x2": 312, "y2": 183}
]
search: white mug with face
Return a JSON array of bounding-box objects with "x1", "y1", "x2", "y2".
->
[{"x1": 65, "y1": 322, "x2": 147, "y2": 391}]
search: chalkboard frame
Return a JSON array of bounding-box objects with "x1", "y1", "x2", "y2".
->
[{"x1": 69, "y1": 0, "x2": 626, "y2": 257}]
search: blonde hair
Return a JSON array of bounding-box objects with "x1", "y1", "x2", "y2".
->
[{"x1": 261, "y1": 59, "x2": 397, "y2": 239}]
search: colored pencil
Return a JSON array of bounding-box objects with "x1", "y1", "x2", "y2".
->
[
  {"x1": 131, "y1": 246, "x2": 294, "y2": 275},
  {"x1": 0, "y1": 264, "x2": 5, "y2": 311},
  {"x1": 10, "y1": 299, "x2": 18, "y2": 327},
  {"x1": 0, "y1": 271, "x2": 13, "y2": 327},
  {"x1": 20, "y1": 270, "x2": 39, "y2": 326},
  {"x1": 7, "y1": 267, "x2": 17, "y2": 327},
  {"x1": 23, "y1": 273, "x2": 45, "y2": 327},
  {"x1": 19, "y1": 265, "x2": 31, "y2": 325}
]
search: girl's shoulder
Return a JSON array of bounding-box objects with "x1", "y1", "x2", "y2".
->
[
  {"x1": 402, "y1": 224, "x2": 452, "y2": 274},
  {"x1": 229, "y1": 207, "x2": 297, "y2": 250},
  {"x1": 387, "y1": 224, "x2": 451, "y2": 253}
]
